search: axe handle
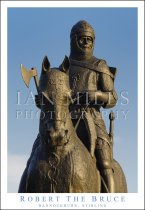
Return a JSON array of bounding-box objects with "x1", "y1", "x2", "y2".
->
[
  {"x1": 33, "y1": 75, "x2": 39, "y2": 94},
  {"x1": 109, "y1": 111, "x2": 115, "y2": 145}
]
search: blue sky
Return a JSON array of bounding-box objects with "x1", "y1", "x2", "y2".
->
[{"x1": 7, "y1": 7, "x2": 138, "y2": 193}]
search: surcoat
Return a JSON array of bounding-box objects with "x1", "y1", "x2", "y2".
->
[
  {"x1": 69, "y1": 56, "x2": 118, "y2": 147},
  {"x1": 69, "y1": 56, "x2": 117, "y2": 101}
]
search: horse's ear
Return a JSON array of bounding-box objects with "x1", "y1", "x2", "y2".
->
[
  {"x1": 42, "y1": 56, "x2": 50, "y2": 73},
  {"x1": 60, "y1": 56, "x2": 70, "y2": 74}
]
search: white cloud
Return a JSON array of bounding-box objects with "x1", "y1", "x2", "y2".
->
[{"x1": 8, "y1": 153, "x2": 29, "y2": 193}]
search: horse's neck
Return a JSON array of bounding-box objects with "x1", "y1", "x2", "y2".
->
[
  {"x1": 66, "y1": 110, "x2": 78, "y2": 139},
  {"x1": 55, "y1": 104, "x2": 78, "y2": 140}
]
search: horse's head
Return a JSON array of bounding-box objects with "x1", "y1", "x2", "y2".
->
[
  {"x1": 39, "y1": 55, "x2": 71, "y2": 105},
  {"x1": 39, "y1": 56, "x2": 72, "y2": 147}
]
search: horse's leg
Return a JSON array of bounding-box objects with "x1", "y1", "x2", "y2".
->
[
  {"x1": 18, "y1": 135, "x2": 41, "y2": 193},
  {"x1": 18, "y1": 167, "x2": 28, "y2": 193}
]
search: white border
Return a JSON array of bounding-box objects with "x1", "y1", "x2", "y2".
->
[
  {"x1": 0, "y1": 1, "x2": 143, "y2": 8},
  {"x1": 1, "y1": 1, "x2": 144, "y2": 209}
]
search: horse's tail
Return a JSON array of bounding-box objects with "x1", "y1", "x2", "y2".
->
[{"x1": 113, "y1": 159, "x2": 128, "y2": 193}]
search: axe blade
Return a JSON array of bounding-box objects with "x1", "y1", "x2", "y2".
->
[{"x1": 20, "y1": 64, "x2": 37, "y2": 88}]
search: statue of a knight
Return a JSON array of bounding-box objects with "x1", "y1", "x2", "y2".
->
[
  {"x1": 18, "y1": 20, "x2": 119, "y2": 193},
  {"x1": 69, "y1": 20, "x2": 118, "y2": 193}
]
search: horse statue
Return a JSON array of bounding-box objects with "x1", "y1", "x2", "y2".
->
[{"x1": 18, "y1": 56, "x2": 127, "y2": 193}]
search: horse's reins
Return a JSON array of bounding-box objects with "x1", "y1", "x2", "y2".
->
[{"x1": 64, "y1": 93, "x2": 89, "y2": 140}]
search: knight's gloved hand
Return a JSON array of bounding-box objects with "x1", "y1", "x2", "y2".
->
[
  {"x1": 88, "y1": 91, "x2": 109, "y2": 104},
  {"x1": 35, "y1": 94, "x2": 41, "y2": 109},
  {"x1": 88, "y1": 91, "x2": 97, "y2": 102}
]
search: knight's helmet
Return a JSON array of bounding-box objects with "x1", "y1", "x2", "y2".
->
[{"x1": 70, "y1": 20, "x2": 95, "y2": 59}]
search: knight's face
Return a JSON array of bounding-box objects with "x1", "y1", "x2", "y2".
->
[
  {"x1": 77, "y1": 35, "x2": 93, "y2": 53},
  {"x1": 70, "y1": 32, "x2": 94, "y2": 60}
]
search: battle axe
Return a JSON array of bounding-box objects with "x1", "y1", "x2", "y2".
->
[{"x1": 20, "y1": 64, "x2": 39, "y2": 93}]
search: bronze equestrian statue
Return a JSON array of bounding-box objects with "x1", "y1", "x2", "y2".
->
[{"x1": 18, "y1": 20, "x2": 127, "y2": 193}]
